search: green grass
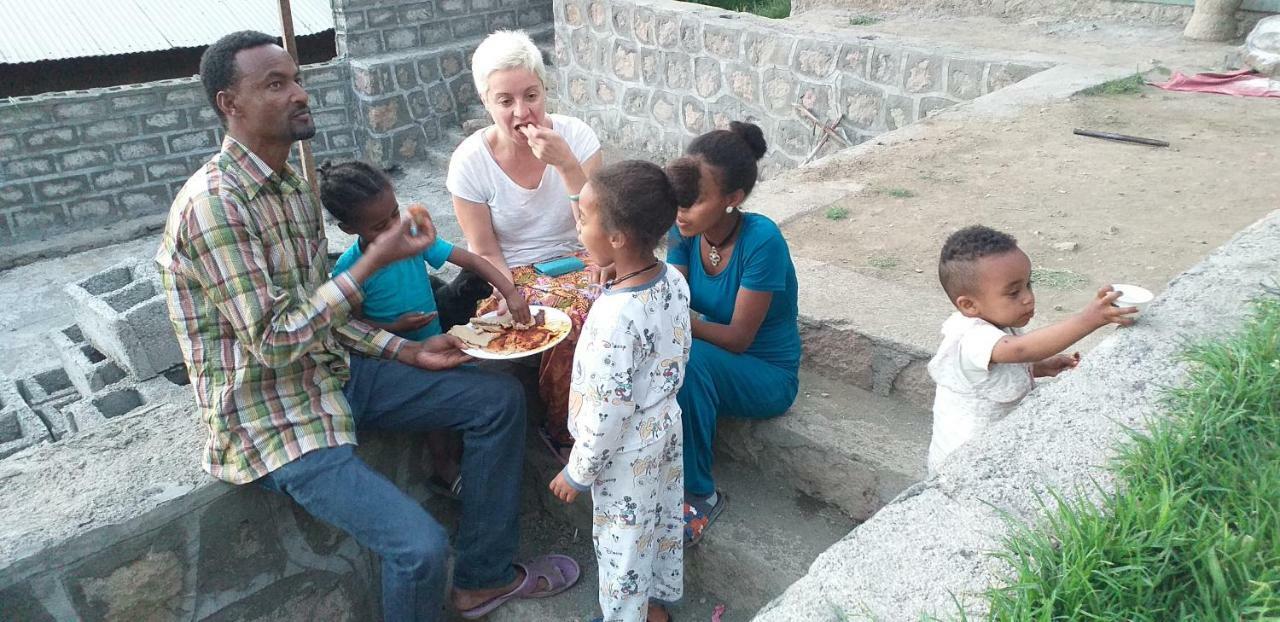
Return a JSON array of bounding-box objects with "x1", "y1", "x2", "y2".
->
[
  {"x1": 686, "y1": 0, "x2": 789, "y2": 18},
  {"x1": 826, "y1": 206, "x2": 850, "y2": 220},
  {"x1": 848, "y1": 14, "x2": 882, "y2": 25},
  {"x1": 873, "y1": 186, "x2": 915, "y2": 199},
  {"x1": 1079, "y1": 73, "x2": 1147, "y2": 96},
  {"x1": 868, "y1": 256, "x2": 900, "y2": 269},
  {"x1": 984, "y1": 294, "x2": 1280, "y2": 620},
  {"x1": 1029, "y1": 268, "x2": 1087, "y2": 290}
]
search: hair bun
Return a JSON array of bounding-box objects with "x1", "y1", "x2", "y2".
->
[
  {"x1": 664, "y1": 157, "x2": 701, "y2": 208},
  {"x1": 316, "y1": 160, "x2": 333, "y2": 179},
  {"x1": 728, "y1": 121, "x2": 767, "y2": 161}
]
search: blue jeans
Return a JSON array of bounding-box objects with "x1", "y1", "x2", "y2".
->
[
  {"x1": 678, "y1": 339, "x2": 799, "y2": 499},
  {"x1": 259, "y1": 355, "x2": 527, "y2": 621}
]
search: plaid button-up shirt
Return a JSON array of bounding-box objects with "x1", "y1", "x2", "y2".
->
[{"x1": 156, "y1": 136, "x2": 406, "y2": 484}]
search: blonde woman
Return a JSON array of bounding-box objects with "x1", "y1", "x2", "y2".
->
[{"x1": 448, "y1": 29, "x2": 604, "y2": 462}]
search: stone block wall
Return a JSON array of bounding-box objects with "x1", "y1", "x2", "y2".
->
[
  {"x1": 334, "y1": 0, "x2": 554, "y2": 58},
  {"x1": 0, "y1": 432, "x2": 444, "y2": 621},
  {"x1": 550, "y1": 0, "x2": 1052, "y2": 173},
  {"x1": 1, "y1": 0, "x2": 560, "y2": 247},
  {"x1": 0, "y1": 61, "x2": 355, "y2": 245},
  {"x1": 335, "y1": 0, "x2": 555, "y2": 167}
]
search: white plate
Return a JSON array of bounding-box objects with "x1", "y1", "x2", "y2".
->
[
  {"x1": 461, "y1": 305, "x2": 573, "y2": 360},
  {"x1": 1111, "y1": 283, "x2": 1153, "y2": 306}
]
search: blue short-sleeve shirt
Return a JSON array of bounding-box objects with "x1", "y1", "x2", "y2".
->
[
  {"x1": 666, "y1": 213, "x2": 801, "y2": 371},
  {"x1": 332, "y1": 237, "x2": 455, "y2": 341}
]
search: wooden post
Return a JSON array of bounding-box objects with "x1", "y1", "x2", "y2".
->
[{"x1": 277, "y1": 0, "x2": 319, "y2": 195}]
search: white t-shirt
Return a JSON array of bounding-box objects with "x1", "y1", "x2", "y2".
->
[
  {"x1": 446, "y1": 114, "x2": 601, "y2": 267},
  {"x1": 925, "y1": 312, "x2": 1035, "y2": 473}
]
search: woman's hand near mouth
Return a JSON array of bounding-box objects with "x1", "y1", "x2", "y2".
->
[{"x1": 519, "y1": 124, "x2": 576, "y2": 169}]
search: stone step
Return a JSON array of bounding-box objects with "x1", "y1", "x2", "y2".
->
[
  {"x1": 792, "y1": 255, "x2": 954, "y2": 411},
  {"x1": 719, "y1": 370, "x2": 930, "y2": 522},
  {"x1": 507, "y1": 398, "x2": 857, "y2": 618},
  {"x1": 471, "y1": 439, "x2": 855, "y2": 621}
]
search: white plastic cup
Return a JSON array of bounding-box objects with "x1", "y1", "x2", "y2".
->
[{"x1": 1110, "y1": 283, "x2": 1153, "y2": 310}]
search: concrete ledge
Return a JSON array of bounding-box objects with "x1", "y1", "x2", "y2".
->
[
  {"x1": 753, "y1": 209, "x2": 1280, "y2": 621},
  {"x1": 718, "y1": 371, "x2": 929, "y2": 521},
  {"x1": 791, "y1": 257, "x2": 952, "y2": 410}
]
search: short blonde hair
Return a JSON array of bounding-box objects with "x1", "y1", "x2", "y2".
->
[{"x1": 471, "y1": 30, "x2": 547, "y2": 101}]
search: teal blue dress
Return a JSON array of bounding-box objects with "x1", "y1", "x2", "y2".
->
[
  {"x1": 666, "y1": 212, "x2": 801, "y2": 498},
  {"x1": 332, "y1": 237, "x2": 454, "y2": 341}
]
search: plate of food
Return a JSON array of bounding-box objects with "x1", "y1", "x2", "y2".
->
[{"x1": 447, "y1": 305, "x2": 572, "y2": 359}]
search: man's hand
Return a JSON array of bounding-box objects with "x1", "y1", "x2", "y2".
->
[
  {"x1": 1034, "y1": 352, "x2": 1080, "y2": 378},
  {"x1": 397, "y1": 334, "x2": 473, "y2": 370},
  {"x1": 1080, "y1": 286, "x2": 1138, "y2": 329},
  {"x1": 519, "y1": 124, "x2": 576, "y2": 169},
  {"x1": 549, "y1": 471, "x2": 580, "y2": 503}
]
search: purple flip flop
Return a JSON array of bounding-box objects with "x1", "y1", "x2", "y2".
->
[{"x1": 456, "y1": 554, "x2": 581, "y2": 619}]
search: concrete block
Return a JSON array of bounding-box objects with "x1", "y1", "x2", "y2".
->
[
  {"x1": 38, "y1": 175, "x2": 89, "y2": 201},
  {"x1": 23, "y1": 127, "x2": 77, "y2": 150},
  {"x1": 5, "y1": 156, "x2": 55, "y2": 178},
  {"x1": 67, "y1": 387, "x2": 147, "y2": 432},
  {"x1": 0, "y1": 182, "x2": 35, "y2": 209},
  {"x1": 0, "y1": 375, "x2": 51, "y2": 460},
  {"x1": 16, "y1": 365, "x2": 77, "y2": 406},
  {"x1": 117, "y1": 137, "x2": 166, "y2": 161},
  {"x1": 13, "y1": 364, "x2": 80, "y2": 442},
  {"x1": 65, "y1": 261, "x2": 182, "y2": 380},
  {"x1": 163, "y1": 87, "x2": 203, "y2": 107},
  {"x1": 52, "y1": 324, "x2": 129, "y2": 398}
]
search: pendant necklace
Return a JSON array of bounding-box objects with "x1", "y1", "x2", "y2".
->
[
  {"x1": 606, "y1": 261, "x2": 660, "y2": 289},
  {"x1": 704, "y1": 211, "x2": 742, "y2": 268}
]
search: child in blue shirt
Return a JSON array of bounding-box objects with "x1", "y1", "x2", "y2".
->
[{"x1": 319, "y1": 160, "x2": 531, "y2": 497}]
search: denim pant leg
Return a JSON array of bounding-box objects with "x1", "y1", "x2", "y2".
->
[
  {"x1": 259, "y1": 445, "x2": 450, "y2": 622},
  {"x1": 344, "y1": 355, "x2": 527, "y2": 591},
  {"x1": 677, "y1": 339, "x2": 800, "y2": 499}
]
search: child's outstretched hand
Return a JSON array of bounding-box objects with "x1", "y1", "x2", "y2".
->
[
  {"x1": 549, "y1": 471, "x2": 579, "y2": 503},
  {"x1": 1034, "y1": 352, "x2": 1080, "y2": 378},
  {"x1": 1080, "y1": 286, "x2": 1138, "y2": 328}
]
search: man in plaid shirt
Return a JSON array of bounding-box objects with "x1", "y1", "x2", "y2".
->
[{"x1": 156, "y1": 31, "x2": 579, "y2": 620}]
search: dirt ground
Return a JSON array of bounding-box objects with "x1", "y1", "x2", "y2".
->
[{"x1": 784, "y1": 85, "x2": 1280, "y2": 329}]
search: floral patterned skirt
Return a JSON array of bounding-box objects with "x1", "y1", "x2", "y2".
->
[{"x1": 477, "y1": 255, "x2": 600, "y2": 445}]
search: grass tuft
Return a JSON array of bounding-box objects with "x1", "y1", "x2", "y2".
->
[
  {"x1": 984, "y1": 294, "x2": 1280, "y2": 620},
  {"x1": 848, "y1": 14, "x2": 882, "y2": 25},
  {"x1": 826, "y1": 206, "x2": 850, "y2": 220},
  {"x1": 874, "y1": 187, "x2": 915, "y2": 198},
  {"x1": 868, "y1": 256, "x2": 900, "y2": 269},
  {"x1": 685, "y1": 0, "x2": 790, "y2": 18},
  {"x1": 1079, "y1": 73, "x2": 1147, "y2": 96}
]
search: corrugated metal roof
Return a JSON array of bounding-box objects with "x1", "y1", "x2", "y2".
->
[{"x1": 0, "y1": 0, "x2": 335, "y2": 64}]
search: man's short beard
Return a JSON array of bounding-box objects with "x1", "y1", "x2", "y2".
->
[{"x1": 291, "y1": 122, "x2": 317, "y2": 141}]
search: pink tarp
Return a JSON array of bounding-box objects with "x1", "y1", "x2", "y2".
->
[{"x1": 1152, "y1": 68, "x2": 1280, "y2": 98}]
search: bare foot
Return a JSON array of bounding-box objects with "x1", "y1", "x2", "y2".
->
[
  {"x1": 646, "y1": 603, "x2": 671, "y2": 622},
  {"x1": 647, "y1": 602, "x2": 671, "y2": 622},
  {"x1": 451, "y1": 567, "x2": 553, "y2": 612}
]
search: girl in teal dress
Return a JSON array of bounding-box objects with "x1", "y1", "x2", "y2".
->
[{"x1": 665, "y1": 122, "x2": 802, "y2": 546}]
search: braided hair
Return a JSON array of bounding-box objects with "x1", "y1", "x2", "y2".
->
[{"x1": 316, "y1": 160, "x2": 391, "y2": 226}]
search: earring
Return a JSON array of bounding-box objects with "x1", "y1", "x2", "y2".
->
[{"x1": 725, "y1": 205, "x2": 736, "y2": 214}]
